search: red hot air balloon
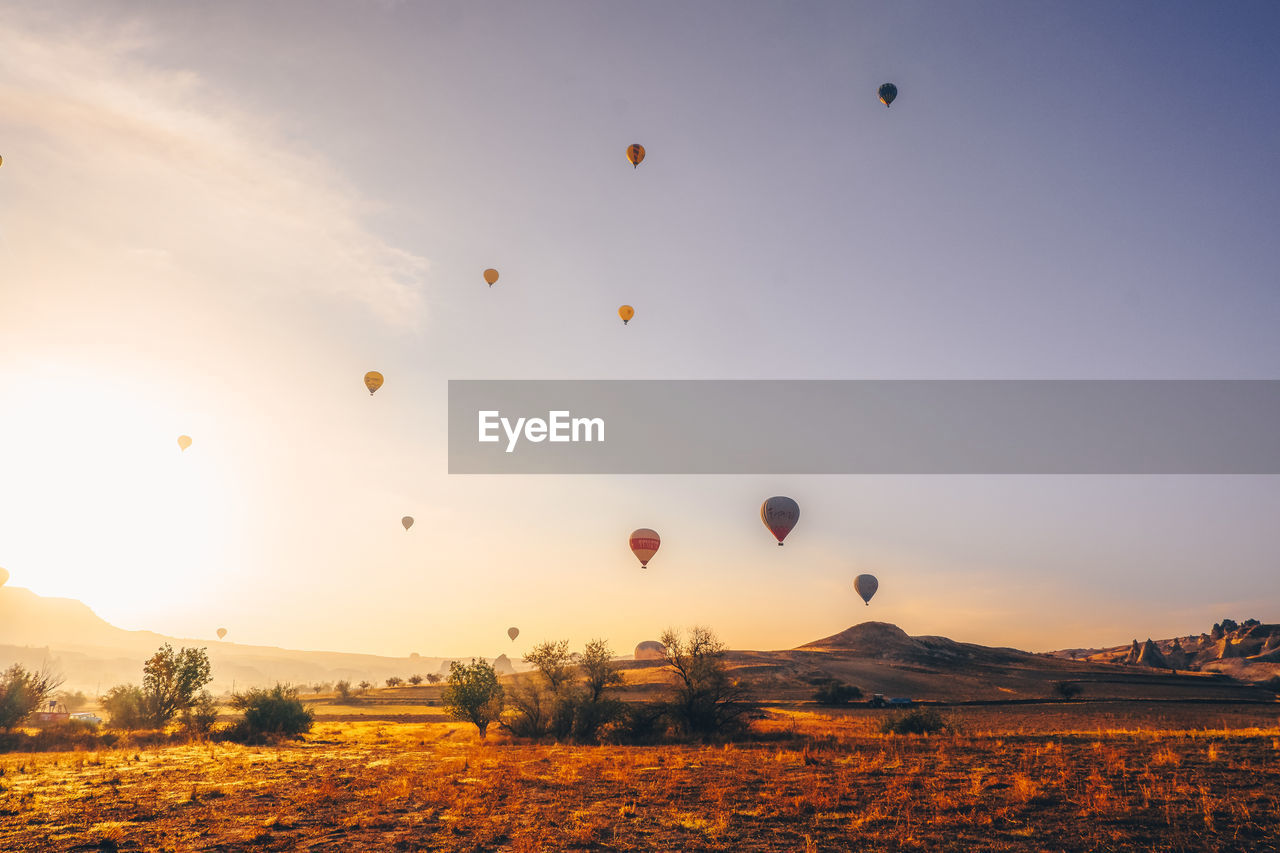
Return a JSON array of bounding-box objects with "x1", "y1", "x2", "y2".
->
[
  {"x1": 629, "y1": 528, "x2": 660, "y2": 568},
  {"x1": 760, "y1": 496, "x2": 799, "y2": 545}
]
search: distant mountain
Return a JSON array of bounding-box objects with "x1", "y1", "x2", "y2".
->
[
  {"x1": 1048, "y1": 618, "x2": 1280, "y2": 683},
  {"x1": 0, "y1": 586, "x2": 484, "y2": 694}
]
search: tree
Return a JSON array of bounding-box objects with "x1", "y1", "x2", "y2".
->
[
  {"x1": 659, "y1": 626, "x2": 750, "y2": 738},
  {"x1": 442, "y1": 659, "x2": 504, "y2": 738},
  {"x1": 142, "y1": 645, "x2": 212, "y2": 727},
  {"x1": 183, "y1": 691, "x2": 220, "y2": 736},
  {"x1": 523, "y1": 640, "x2": 573, "y2": 692},
  {"x1": 335, "y1": 680, "x2": 353, "y2": 701},
  {"x1": 579, "y1": 639, "x2": 623, "y2": 702},
  {"x1": 408, "y1": 674, "x2": 424, "y2": 686},
  {"x1": 101, "y1": 684, "x2": 146, "y2": 730},
  {"x1": 0, "y1": 663, "x2": 64, "y2": 730},
  {"x1": 1053, "y1": 681, "x2": 1083, "y2": 700},
  {"x1": 385, "y1": 676, "x2": 403, "y2": 688},
  {"x1": 229, "y1": 684, "x2": 313, "y2": 742},
  {"x1": 357, "y1": 680, "x2": 372, "y2": 695},
  {"x1": 56, "y1": 690, "x2": 91, "y2": 713},
  {"x1": 425, "y1": 673, "x2": 442, "y2": 685}
]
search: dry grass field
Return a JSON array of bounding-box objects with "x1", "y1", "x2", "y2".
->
[{"x1": 3, "y1": 702, "x2": 1279, "y2": 852}]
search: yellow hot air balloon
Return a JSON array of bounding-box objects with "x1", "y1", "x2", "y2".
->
[
  {"x1": 177, "y1": 435, "x2": 192, "y2": 451},
  {"x1": 618, "y1": 305, "x2": 635, "y2": 325},
  {"x1": 217, "y1": 627, "x2": 228, "y2": 640},
  {"x1": 483, "y1": 268, "x2": 499, "y2": 287},
  {"x1": 364, "y1": 371, "x2": 384, "y2": 395},
  {"x1": 402, "y1": 516, "x2": 414, "y2": 531},
  {"x1": 626, "y1": 144, "x2": 645, "y2": 168},
  {"x1": 629, "y1": 528, "x2": 660, "y2": 568}
]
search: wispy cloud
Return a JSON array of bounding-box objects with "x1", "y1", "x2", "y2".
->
[{"x1": 0, "y1": 14, "x2": 427, "y2": 328}]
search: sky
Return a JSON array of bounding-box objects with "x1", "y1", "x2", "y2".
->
[{"x1": 1, "y1": 1, "x2": 1279, "y2": 658}]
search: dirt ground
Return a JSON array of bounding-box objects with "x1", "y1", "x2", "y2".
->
[{"x1": 3, "y1": 703, "x2": 1279, "y2": 852}]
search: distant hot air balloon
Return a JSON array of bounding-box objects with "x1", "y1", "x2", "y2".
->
[
  {"x1": 0, "y1": 567, "x2": 9, "y2": 587},
  {"x1": 177, "y1": 435, "x2": 192, "y2": 451},
  {"x1": 618, "y1": 305, "x2": 635, "y2": 325},
  {"x1": 0, "y1": 155, "x2": 4, "y2": 168},
  {"x1": 878, "y1": 83, "x2": 898, "y2": 108},
  {"x1": 402, "y1": 516, "x2": 414, "y2": 531},
  {"x1": 760, "y1": 496, "x2": 800, "y2": 545},
  {"x1": 626, "y1": 144, "x2": 645, "y2": 168},
  {"x1": 854, "y1": 574, "x2": 879, "y2": 606},
  {"x1": 507, "y1": 627, "x2": 520, "y2": 641},
  {"x1": 364, "y1": 371, "x2": 384, "y2": 395},
  {"x1": 483, "y1": 268, "x2": 499, "y2": 287},
  {"x1": 629, "y1": 528, "x2": 660, "y2": 568},
  {"x1": 217, "y1": 627, "x2": 228, "y2": 640}
]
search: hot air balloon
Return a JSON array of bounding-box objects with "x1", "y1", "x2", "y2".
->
[
  {"x1": 629, "y1": 528, "x2": 660, "y2": 568},
  {"x1": 217, "y1": 627, "x2": 228, "y2": 640},
  {"x1": 508, "y1": 627, "x2": 519, "y2": 642},
  {"x1": 618, "y1": 305, "x2": 635, "y2": 325},
  {"x1": 364, "y1": 371, "x2": 384, "y2": 395},
  {"x1": 402, "y1": 516, "x2": 414, "y2": 531},
  {"x1": 177, "y1": 435, "x2": 192, "y2": 451},
  {"x1": 626, "y1": 144, "x2": 645, "y2": 168},
  {"x1": 878, "y1": 83, "x2": 898, "y2": 108},
  {"x1": 760, "y1": 496, "x2": 800, "y2": 545},
  {"x1": 0, "y1": 155, "x2": 4, "y2": 168},
  {"x1": 483, "y1": 268, "x2": 499, "y2": 287},
  {"x1": 0, "y1": 567, "x2": 9, "y2": 587},
  {"x1": 854, "y1": 574, "x2": 879, "y2": 606}
]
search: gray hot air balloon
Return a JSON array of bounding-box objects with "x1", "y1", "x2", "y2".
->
[
  {"x1": 854, "y1": 574, "x2": 878, "y2": 606},
  {"x1": 878, "y1": 83, "x2": 898, "y2": 107},
  {"x1": 760, "y1": 496, "x2": 800, "y2": 545},
  {"x1": 402, "y1": 516, "x2": 414, "y2": 531}
]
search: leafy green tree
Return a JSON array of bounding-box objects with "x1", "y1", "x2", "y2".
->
[
  {"x1": 442, "y1": 659, "x2": 504, "y2": 738},
  {"x1": 101, "y1": 684, "x2": 146, "y2": 730},
  {"x1": 0, "y1": 663, "x2": 64, "y2": 730},
  {"x1": 142, "y1": 645, "x2": 212, "y2": 727}
]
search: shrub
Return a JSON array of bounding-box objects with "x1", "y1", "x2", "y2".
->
[
  {"x1": 408, "y1": 675, "x2": 423, "y2": 686},
  {"x1": 228, "y1": 684, "x2": 313, "y2": 742},
  {"x1": 183, "y1": 691, "x2": 219, "y2": 736},
  {"x1": 335, "y1": 680, "x2": 353, "y2": 701},
  {"x1": 598, "y1": 703, "x2": 666, "y2": 745},
  {"x1": 813, "y1": 679, "x2": 863, "y2": 705},
  {"x1": 385, "y1": 677, "x2": 403, "y2": 688},
  {"x1": 659, "y1": 626, "x2": 750, "y2": 739},
  {"x1": 1053, "y1": 681, "x2": 1084, "y2": 700},
  {"x1": 101, "y1": 685, "x2": 146, "y2": 730},
  {"x1": 880, "y1": 708, "x2": 949, "y2": 735}
]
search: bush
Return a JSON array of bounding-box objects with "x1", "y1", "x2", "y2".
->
[
  {"x1": 408, "y1": 675, "x2": 423, "y2": 686},
  {"x1": 101, "y1": 685, "x2": 146, "y2": 730},
  {"x1": 228, "y1": 684, "x2": 313, "y2": 742},
  {"x1": 598, "y1": 703, "x2": 666, "y2": 745},
  {"x1": 880, "y1": 707, "x2": 950, "y2": 735},
  {"x1": 1053, "y1": 681, "x2": 1084, "y2": 700},
  {"x1": 183, "y1": 691, "x2": 219, "y2": 737},
  {"x1": 442, "y1": 660, "x2": 504, "y2": 738},
  {"x1": 813, "y1": 679, "x2": 863, "y2": 705},
  {"x1": 659, "y1": 627, "x2": 750, "y2": 739},
  {"x1": 335, "y1": 680, "x2": 353, "y2": 701}
]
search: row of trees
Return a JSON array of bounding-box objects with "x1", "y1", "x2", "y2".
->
[{"x1": 441, "y1": 627, "x2": 753, "y2": 743}]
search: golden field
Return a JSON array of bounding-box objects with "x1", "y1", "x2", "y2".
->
[{"x1": 3, "y1": 701, "x2": 1279, "y2": 852}]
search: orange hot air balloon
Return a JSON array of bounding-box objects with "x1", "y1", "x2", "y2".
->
[
  {"x1": 217, "y1": 627, "x2": 228, "y2": 640},
  {"x1": 626, "y1": 144, "x2": 645, "y2": 168},
  {"x1": 483, "y1": 268, "x2": 499, "y2": 287},
  {"x1": 364, "y1": 371, "x2": 384, "y2": 395},
  {"x1": 177, "y1": 435, "x2": 192, "y2": 451},
  {"x1": 629, "y1": 528, "x2": 660, "y2": 568},
  {"x1": 760, "y1": 496, "x2": 800, "y2": 545},
  {"x1": 618, "y1": 305, "x2": 635, "y2": 325}
]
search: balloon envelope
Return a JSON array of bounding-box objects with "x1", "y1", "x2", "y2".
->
[
  {"x1": 629, "y1": 528, "x2": 660, "y2": 567},
  {"x1": 216, "y1": 627, "x2": 227, "y2": 640},
  {"x1": 0, "y1": 567, "x2": 8, "y2": 587},
  {"x1": 878, "y1": 83, "x2": 898, "y2": 107},
  {"x1": 626, "y1": 144, "x2": 645, "y2": 168},
  {"x1": 483, "y1": 268, "x2": 499, "y2": 286},
  {"x1": 364, "y1": 371, "x2": 384, "y2": 395},
  {"x1": 402, "y1": 516, "x2": 414, "y2": 531},
  {"x1": 508, "y1": 627, "x2": 519, "y2": 641},
  {"x1": 618, "y1": 305, "x2": 635, "y2": 325},
  {"x1": 760, "y1": 496, "x2": 800, "y2": 545},
  {"x1": 854, "y1": 574, "x2": 879, "y2": 605},
  {"x1": 177, "y1": 435, "x2": 192, "y2": 451}
]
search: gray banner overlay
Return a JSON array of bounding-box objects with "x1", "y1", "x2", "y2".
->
[{"x1": 448, "y1": 380, "x2": 1280, "y2": 474}]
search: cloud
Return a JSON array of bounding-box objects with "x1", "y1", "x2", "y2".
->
[{"x1": 0, "y1": 13, "x2": 427, "y2": 329}]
